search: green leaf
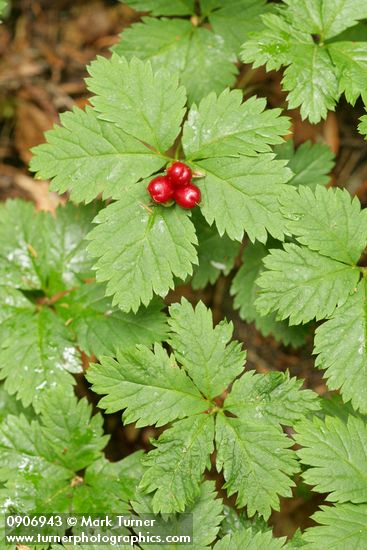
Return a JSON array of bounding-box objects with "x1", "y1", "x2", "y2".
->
[
  {"x1": 302, "y1": 503, "x2": 367, "y2": 549},
  {"x1": 87, "y1": 185, "x2": 198, "y2": 312},
  {"x1": 255, "y1": 243, "x2": 360, "y2": 324},
  {"x1": 274, "y1": 140, "x2": 334, "y2": 189},
  {"x1": 87, "y1": 344, "x2": 208, "y2": 427},
  {"x1": 73, "y1": 453, "x2": 143, "y2": 513},
  {"x1": 231, "y1": 241, "x2": 310, "y2": 346},
  {"x1": 241, "y1": 13, "x2": 310, "y2": 72},
  {"x1": 296, "y1": 415, "x2": 367, "y2": 503},
  {"x1": 87, "y1": 55, "x2": 186, "y2": 152},
  {"x1": 215, "y1": 414, "x2": 297, "y2": 519},
  {"x1": 282, "y1": 44, "x2": 338, "y2": 123},
  {"x1": 124, "y1": 0, "x2": 195, "y2": 16},
  {"x1": 192, "y1": 211, "x2": 240, "y2": 289},
  {"x1": 193, "y1": 155, "x2": 291, "y2": 242},
  {"x1": 208, "y1": 0, "x2": 271, "y2": 54},
  {"x1": 134, "y1": 480, "x2": 223, "y2": 550},
  {"x1": 214, "y1": 528, "x2": 286, "y2": 550},
  {"x1": 284, "y1": 0, "x2": 367, "y2": 40},
  {"x1": 0, "y1": 385, "x2": 34, "y2": 423},
  {"x1": 183, "y1": 90, "x2": 289, "y2": 160},
  {"x1": 0, "y1": 390, "x2": 106, "y2": 483},
  {"x1": 30, "y1": 106, "x2": 165, "y2": 204},
  {"x1": 280, "y1": 186, "x2": 367, "y2": 264},
  {"x1": 0, "y1": 305, "x2": 81, "y2": 412},
  {"x1": 225, "y1": 371, "x2": 320, "y2": 426},
  {"x1": 359, "y1": 114, "x2": 367, "y2": 138},
  {"x1": 0, "y1": 199, "x2": 97, "y2": 294},
  {"x1": 314, "y1": 281, "x2": 367, "y2": 414},
  {"x1": 140, "y1": 415, "x2": 214, "y2": 513},
  {"x1": 329, "y1": 42, "x2": 367, "y2": 105},
  {"x1": 113, "y1": 19, "x2": 237, "y2": 105},
  {"x1": 55, "y1": 284, "x2": 167, "y2": 357},
  {"x1": 39, "y1": 388, "x2": 108, "y2": 471},
  {"x1": 168, "y1": 299, "x2": 245, "y2": 399}
]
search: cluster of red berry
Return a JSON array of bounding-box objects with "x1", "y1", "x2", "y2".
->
[{"x1": 147, "y1": 162, "x2": 201, "y2": 209}]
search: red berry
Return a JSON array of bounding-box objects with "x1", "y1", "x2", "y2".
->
[
  {"x1": 147, "y1": 176, "x2": 174, "y2": 204},
  {"x1": 174, "y1": 184, "x2": 201, "y2": 209},
  {"x1": 167, "y1": 162, "x2": 192, "y2": 187}
]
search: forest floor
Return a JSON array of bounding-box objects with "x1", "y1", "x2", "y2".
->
[{"x1": 1, "y1": 0, "x2": 367, "y2": 538}]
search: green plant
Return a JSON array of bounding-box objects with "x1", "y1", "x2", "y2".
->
[{"x1": 2, "y1": 0, "x2": 367, "y2": 547}]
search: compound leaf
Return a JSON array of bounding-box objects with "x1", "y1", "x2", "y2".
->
[
  {"x1": 296, "y1": 415, "x2": 367, "y2": 503},
  {"x1": 113, "y1": 19, "x2": 237, "y2": 105},
  {"x1": 208, "y1": 0, "x2": 271, "y2": 54},
  {"x1": 87, "y1": 185, "x2": 198, "y2": 312},
  {"x1": 168, "y1": 299, "x2": 245, "y2": 399},
  {"x1": 255, "y1": 243, "x2": 360, "y2": 324},
  {"x1": 280, "y1": 186, "x2": 367, "y2": 264},
  {"x1": 55, "y1": 284, "x2": 167, "y2": 357},
  {"x1": 302, "y1": 503, "x2": 367, "y2": 549},
  {"x1": 225, "y1": 370, "x2": 320, "y2": 426},
  {"x1": 30, "y1": 106, "x2": 165, "y2": 204},
  {"x1": 274, "y1": 140, "x2": 334, "y2": 189},
  {"x1": 314, "y1": 281, "x2": 367, "y2": 414},
  {"x1": 87, "y1": 344, "x2": 208, "y2": 427},
  {"x1": 183, "y1": 90, "x2": 289, "y2": 160},
  {"x1": 140, "y1": 414, "x2": 215, "y2": 513},
  {"x1": 215, "y1": 414, "x2": 298, "y2": 519},
  {"x1": 87, "y1": 55, "x2": 186, "y2": 152},
  {"x1": 231, "y1": 241, "x2": 310, "y2": 346},
  {"x1": 329, "y1": 42, "x2": 367, "y2": 105},
  {"x1": 193, "y1": 155, "x2": 291, "y2": 242}
]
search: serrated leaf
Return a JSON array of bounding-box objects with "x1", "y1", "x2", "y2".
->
[
  {"x1": 124, "y1": 0, "x2": 194, "y2": 16},
  {"x1": 241, "y1": 13, "x2": 309, "y2": 72},
  {"x1": 0, "y1": 385, "x2": 34, "y2": 422},
  {"x1": 55, "y1": 284, "x2": 167, "y2": 357},
  {"x1": 0, "y1": 199, "x2": 97, "y2": 294},
  {"x1": 0, "y1": 390, "x2": 106, "y2": 483},
  {"x1": 87, "y1": 185, "x2": 198, "y2": 312},
  {"x1": 282, "y1": 44, "x2": 338, "y2": 123},
  {"x1": 140, "y1": 415, "x2": 215, "y2": 513},
  {"x1": 296, "y1": 415, "x2": 367, "y2": 503},
  {"x1": 256, "y1": 243, "x2": 360, "y2": 324},
  {"x1": 214, "y1": 528, "x2": 286, "y2": 550},
  {"x1": 208, "y1": 0, "x2": 271, "y2": 54},
  {"x1": 231, "y1": 241, "x2": 310, "y2": 346},
  {"x1": 30, "y1": 106, "x2": 165, "y2": 204},
  {"x1": 183, "y1": 90, "x2": 289, "y2": 160},
  {"x1": 215, "y1": 414, "x2": 297, "y2": 519},
  {"x1": 39, "y1": 388, "x2": 108, "y2": 471},
  {"x1": 284, "y1": 0, "x2": 367, "y2": 40},
  {"x1": 87, "y1": 55, "x2": 186, "y2": 152},
  {"x1": 329, "y1": 42, "x2": 367, "y2": 105},
  {"x1": 302, "y1": 503, "x2": 367, "y2": 549},
  {"x1": 280, "y1": 186, "x2": 367, "y2": 264},
  {"x1": 0, "y1": 305, "x2": 81, "y2": 412},
  {"x1": 193, "y1": 155, "x2": 291, "y2": 242},
  {"x1": 87, "y1": 344, "x2": 208, "y2": 427},
  {"x1": 314, "y1": 281, "x2": 367, "y2": 414},
  {"x1": 113, "y1": 19, "x2": 237, "y2": 105},
  {"x1": 73, "y1": 453, "x2": 143, "y2": 513},
  {"x1": 225, "y1": 370, "x2": 320, "y2": 426},
  {"x1": 168, "y1": 299, "x2": 245, "y2": 399},
  {"x1": 274, "y1": 140, "x2": 334, "y2": 189},
  {"x1": 359, "y1": 115, "x2": 367, "y2": 138},
  {"x1": 134, "y1": 480, "x2": 223, "y2": 550},
  {"x1": 192, "y1": 210, "x2": 239, "y2": 289}
]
